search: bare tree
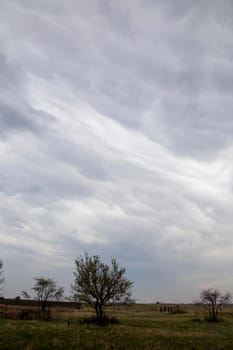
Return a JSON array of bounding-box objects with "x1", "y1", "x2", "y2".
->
[
  {"x1": 0, "y1": 259, "x2": 5, "y2": 296},
  {"x1": 32, "y1": 277, "x2": 64, "y2": 319},
  {"x1": 200, "y1": 288, "x2": 231, "y2": 321},
  {"x1": 21, "y1": 290, "x2": 31, "y2": 300},
  {"x1": 72, "y1": 252, "x2": 134, "y2": 324}
]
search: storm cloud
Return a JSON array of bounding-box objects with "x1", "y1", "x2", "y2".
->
[{"x1": 0, "y1": 0, "x2": 233, "y2": 302}]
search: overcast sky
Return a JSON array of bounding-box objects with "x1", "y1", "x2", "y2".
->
[{"x1": 0, "y1": 0, "x2": 233, "y2": 302}]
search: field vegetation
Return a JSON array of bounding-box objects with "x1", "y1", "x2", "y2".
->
[{"x1": 1, "y1": 303, "x2": 233, "y2": 349}]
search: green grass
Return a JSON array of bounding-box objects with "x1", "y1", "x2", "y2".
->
[{"x1": 0, "y1": 304, "x2": 233, "y2": 349}]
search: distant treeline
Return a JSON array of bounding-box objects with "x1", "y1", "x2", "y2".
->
[{"x1": 0, "y1": 297, "x2": 81, "y2": 309}]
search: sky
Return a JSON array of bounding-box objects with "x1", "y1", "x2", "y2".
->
[{"x1": 0, "y1": 0, "x2": 233, "y2": 303}]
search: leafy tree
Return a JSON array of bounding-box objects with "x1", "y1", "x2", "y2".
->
[
  {"x1": 200, "y1": 288, "x2": 231, "y2": 321},
  {"x1": 32, "y1": 277, "x2": 64, "y2": 318},
  {"x1": 0, "y1": 259, "x2": 5, "y2": 296},
  {"x1": 72, "y1": 252, "x2": 134, "y2": 323}
]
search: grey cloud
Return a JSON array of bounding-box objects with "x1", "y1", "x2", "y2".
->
[
  {"x1": 0, "y1": 52, "x2": 22, "y2": 89},
  {"x1": 145, "y1": 97, "x2": 233, "y2": 159},
  {"x1": 0, "y1": 103, "x2": 36, "y2": 134},
  {"x1": 1, "y1": 1, "x2": 233, "y2": 301},
  {"x1": 0, "y1": 102, "x2": 56, "y2": 139},
  {"x1": 0, "y1": 50, "x2": 55, "y2": 138},
  {"x1": 0, "y1": 147, "x2": 94, "y2": 205},
  {"x1": 47, "y1": 136, "x2": 111, "y2": 181}
]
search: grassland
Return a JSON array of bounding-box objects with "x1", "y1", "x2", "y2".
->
[{"x1": 0, "y1": 303, "x2": 233, "y2": 349}]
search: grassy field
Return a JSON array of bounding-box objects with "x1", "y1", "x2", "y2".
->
[{"x1": 0, "y1": 304, "x2": 233, "y2": 349}]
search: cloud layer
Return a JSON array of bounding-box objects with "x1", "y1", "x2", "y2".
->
[{"x1": 1, "y1": 0, "x2": 233, "y2": 302}]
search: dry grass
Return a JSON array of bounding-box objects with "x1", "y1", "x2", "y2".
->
[{"x1": 0, "y1": 303, "x2": 233, "y2": 349}]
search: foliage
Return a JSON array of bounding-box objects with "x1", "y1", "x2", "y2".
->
[
  {"x1": 200, "y1": 288, "x2": 231, "y2": 321},
  {"x1": 72, "y1": 252, "x2": 133, "y2": 323},
  {"x1": 0, "y1": 259, "x2": 5, "y2": 296},
  {"x1": 32, "y1": 277, "x2": 64, "y2": 318}
]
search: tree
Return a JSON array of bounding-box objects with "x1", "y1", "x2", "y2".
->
[
  {"x1": 0, "y1": 259, "x2": 5, "y2": 296},
  {"x1": 21, "y1": 290, "x2": 31, "y2": 300},
  {"x1": 72, "y1": 252, "x2": 134, "y2": 323},
  {"x1": 32, "y1": 277, "x2": 64, "y2": 318},
  {"x1": 200, "y1": 288, "x2": 231, "y2": 321}
]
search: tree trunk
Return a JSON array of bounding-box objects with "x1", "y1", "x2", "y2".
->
[
  {"x1": 95, "y1": 302, "x2": 104, "y2": 324},
  {"x1": 211, "y1": 303, "x2": 217, "y2": 321}
]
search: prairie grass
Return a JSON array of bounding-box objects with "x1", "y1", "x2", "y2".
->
[{"x1": 0, "y1": 304, "x2": 233, "y2": 349}]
